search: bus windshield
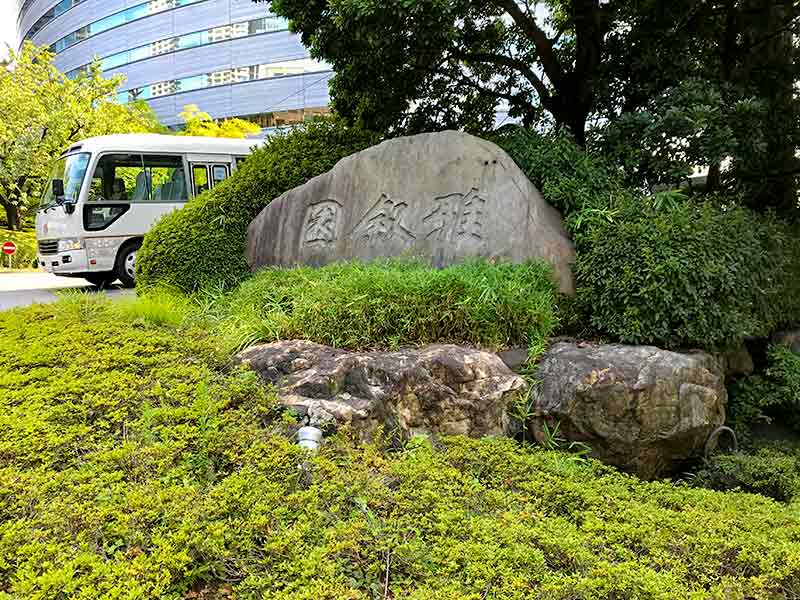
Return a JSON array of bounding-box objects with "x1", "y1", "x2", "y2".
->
[{"x1": 39, "y1": 153, "x2": 90, "y2": 210}]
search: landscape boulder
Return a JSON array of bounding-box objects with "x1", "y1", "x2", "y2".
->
[
  {"x1": 236, "y1": 340, "x2": 525, "y2": 441},
  {"x1": 530, "y1": 342, "x2": 727, "y2": 479},
  {"x1": 246, "y1": 130, "x2": 575, "y2": 294},
  {"x1": 717, "y1": 343, "x2": 755, "y2": 379}
]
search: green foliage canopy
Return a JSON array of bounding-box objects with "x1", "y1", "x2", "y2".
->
[
  {"x1": 259, "y1": 0, "x2": 614, "y2": 143},
  {"x1": 0, "y1": 43, "x2": 163, "y2": 230},
  {"x1": 260, "y1": 0, "x2": 799, "y2": 212},
  {"x1": 178, "y1": 104, "x2": 262, "y2": 138},
  {"x1": 592, "y1": 0, "x2": 799, "y2": 210}
]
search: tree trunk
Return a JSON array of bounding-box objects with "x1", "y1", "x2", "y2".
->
[
  {"x1": 736, "y1": 0, "x2": 798, "y2": 214},
  {"x1": 2, "y1": 201, "x2": 21, "y2": 231},
  {"x1": 706, "y1": 163, "x2": 722, "y2": 193}
]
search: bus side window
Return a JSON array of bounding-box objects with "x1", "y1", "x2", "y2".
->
[
  {"x1": 193, "y1": 165, "x2": 209, "y2": 196},
  {"x1": 90, "y1": 154, "x2": 144, "y2": 203},
  {"x1": 211, "y1": 165, "x2": 229, "y2": 187},
  {"x1": 142, "y1": 155, "x2": 186, "y2": 202}
]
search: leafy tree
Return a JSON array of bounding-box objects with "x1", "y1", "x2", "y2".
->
[
  {"x1": 592, "y1": 0, "x2": 799, "y2": 212},
  {"x1": 178, "y1": 104, "x2": 261, "y2": 138},
  {"x1": 258, "y1": 0, "x2": 615, "y2": 144},
  {"x1": 259, "y1": 0, "x2": 798, "y2": 213},
  {"x1": 0, "y1": 43, "x2": 162, "y2": 230}
]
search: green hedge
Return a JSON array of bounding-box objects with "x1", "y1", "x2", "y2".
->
[
  {"x1": 494, "y1": 126, "x2": 800, "y2": 350},
  {"x1": 691, "y1": 447, "x2": 800, "y2": 503},
  {"x1": 136, "y1": 119, "x2": 378, "y2": 292},
  {"x1": 219, "y1": 259, "x2": 558, "y2": 351},
  {"x1": 576, "y1": 204, "x2": 800, "y2": 349},
  {"x1": 3, "y1": 299, "x2": 800, "y2": 598},
  {"x1": 491, "y1": 125, "x2": 633, "y2": 225}
]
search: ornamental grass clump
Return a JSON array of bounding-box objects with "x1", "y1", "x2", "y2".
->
[{"x1": 219, "y1": 259, "x2": 559, "y2": 352}]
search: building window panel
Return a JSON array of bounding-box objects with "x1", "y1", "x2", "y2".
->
[
  {"x1": 116, "y1": 58, "x2": 329, "y2": 105},
  {"x1": 64, "y1": 15, "x2": 292, "y2": 80},
  {"x1": 32, "y1": 0, "x2": 208, "y2": 52}
]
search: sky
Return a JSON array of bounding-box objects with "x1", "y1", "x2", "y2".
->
[{"x1": 0, "y1": 1, "x2": 17, "y2": 61}]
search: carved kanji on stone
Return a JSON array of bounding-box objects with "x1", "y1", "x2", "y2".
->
[
  {"x1": 423, "y1": 188, "x2": 487, "y2": 242},
  {"x1": 351, "y1": 194, "x2": 416, "y2": 245},
  {"x1": 302, "y1": 200, "x2": 341, "y2": 247}
]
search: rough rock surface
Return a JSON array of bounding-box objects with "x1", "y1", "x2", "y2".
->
[
  {"x1": 237, "y1": 340, "x2": 525, "y2": 440},
  {"x1": 530, "y1": 342, "x2": 727, "y2": 479},
  {"x1": 717, "y1": 343, "x2": 754, "y2": 379},
  {"x1": 246, "y1": 131, "x2": 575, "y2": 293}
]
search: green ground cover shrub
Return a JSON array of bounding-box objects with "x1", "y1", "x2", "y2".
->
[
  {"x1": 690, "y1": 448, "x2": 800, "y2": 502},
  {"x1": 136, "y1": 119, "x2": 378, "y2": 292},
  {"x1": 0, "y1": 228, "x2": 37, "y2": 270},
  {"x1": 494, "y1": 126, "x2": 800, "y2": 350},
  {"x1": 2, "y1": 297, "x2": 800, "y2": 598},
  {"x1": 216, "y1": 259, "x2": 558, "y2": 352}
]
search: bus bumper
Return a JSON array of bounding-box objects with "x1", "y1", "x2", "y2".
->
[{"x1": 38, "y1": 249, "x2": 90, "y2": 275}]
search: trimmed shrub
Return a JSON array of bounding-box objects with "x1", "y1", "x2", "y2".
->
[
  {"x1": 491, "y1": 125, "x2": 634, "y2": 224},
  {"x1": 3, "y1": 299, "x2": 800, "y2": 598},
  {"x1": 136, "y1": 119, "x2": 379, "y2": 292},
  {"x1": 576, "y1": 203, "x2": 800, "y2": 349},
  {"x1": 691, "y1": 448, "x2": 800, "y2": 502},
  {"x1": 494, "y1": 125, "x2": 800, "y2": 350},
  {"x1": 218, "y1": 259, "x2": 558, "y2": 351}
]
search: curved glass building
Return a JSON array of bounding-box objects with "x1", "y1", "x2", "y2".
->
[{"x1": 16, "y1": 0, "x2": 332, "y2": 128}]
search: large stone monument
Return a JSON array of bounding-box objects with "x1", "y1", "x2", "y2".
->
[{"x1": 246, "y1": 131, "x2": 575, "y2": 293}]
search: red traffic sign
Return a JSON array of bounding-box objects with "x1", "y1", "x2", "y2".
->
[{"x1": 2, "y1": 241, "x2": 17, "y2": 256}]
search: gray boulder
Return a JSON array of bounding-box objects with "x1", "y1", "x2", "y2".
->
[
  {"x1": 530, "y1": 343, "x2": 727, "y2": 479},
  {"x1": 236, "y1": 340, "x2": 525, "y2": 441},
  {"x1": 717, "y1": 343, "x2": 754, "y2": 379},
  {"x1": 246, "y1": 131, "x2": 575, "y2": 294}
]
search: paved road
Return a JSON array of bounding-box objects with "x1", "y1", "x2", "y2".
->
[{"x1": 0, "y1": 272, "x2": 132, "y2": 311}]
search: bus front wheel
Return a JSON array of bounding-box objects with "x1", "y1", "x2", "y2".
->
[{"x1": 115, "y1": 241, "x2": 142, "y2": 288}]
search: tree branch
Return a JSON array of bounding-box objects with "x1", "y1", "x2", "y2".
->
[
  {"x1": 496, "y1": 0, "x2": 562, "y2": 86},
  {"x1": 455, "y1": 51, "x2": 551, "y2": 103},
  {"x1": 737, "y1": 14, "x2": 800, "y2": 52}
]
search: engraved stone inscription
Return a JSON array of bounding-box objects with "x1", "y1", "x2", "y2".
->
[
  {"x1": 351, "y1": 194, "x2": 416, "y2": 245},
  {"x1": 246, "y1": 131, "x2": 576, "y2": 294},
  {"x1": 302, "y1": 200, "x2": 341, "y2": 248},
  {"x1": 423, "y1": 188, "x2": 487, "y2": 242}
]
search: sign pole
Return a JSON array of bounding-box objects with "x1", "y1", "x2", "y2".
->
[{"x1": 2, "y1": 241, "x2": 17, "y2": 268}]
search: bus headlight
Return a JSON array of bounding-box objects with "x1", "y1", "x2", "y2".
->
[{"x1": 57, "y1": 238, "x2": 84, "y2": 252}]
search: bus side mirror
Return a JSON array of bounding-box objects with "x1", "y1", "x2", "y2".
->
[{"x1": 52, "y1": 179, "x2": 65, "y2": 202}]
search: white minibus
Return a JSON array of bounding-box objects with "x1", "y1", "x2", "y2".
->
[{"x1": 36, "y1": 134, "x2": 259, "y2": 287}]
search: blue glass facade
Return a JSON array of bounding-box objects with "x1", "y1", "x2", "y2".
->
[{"x1": 17, "y1": 0, "x2": 332, "y2": 127}]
